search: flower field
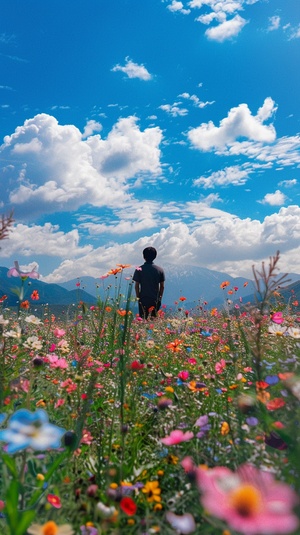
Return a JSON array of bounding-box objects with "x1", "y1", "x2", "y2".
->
[{"x1": 0, "y1": 253, "x2": 300, "y2": 535}]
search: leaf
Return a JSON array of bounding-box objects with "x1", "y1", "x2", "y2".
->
[
  {"x1": 15, "y1": 510, "x2": 36, "y2": 535},
  {"x1": 1, "y1": 453, "x2": 18, "y2": 478}
]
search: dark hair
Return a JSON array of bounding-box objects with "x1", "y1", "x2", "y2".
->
[{"x1": 143, "y1": 246, "x2": 157, "y2": 262}]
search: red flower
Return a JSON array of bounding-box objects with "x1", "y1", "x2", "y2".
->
[
  {"x1": 130, "y1": 360, "x2": 145, "y2": 370},
  {"x1": 120, "y1": 496, "x2": 137, "y2": 516},
  {"x1": 30, "y1": 290, "x2": 40, "y2": 300},
  {"x1": 179, "y1": 296, "x2": 187, "y2": 301},
  {"x1": 266, "y1": 398, "x2": 286, "y2": 411},
  {"x1": 47, "y1": 494, "x2": 62, "y2": 508},
  {"x1": 20, "y1": 300, "x2": 30, "y2": 309}
]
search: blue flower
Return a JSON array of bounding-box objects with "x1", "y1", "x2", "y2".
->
[{"x1": 0, "y1": 409, "x2": 66, "y2": 454}]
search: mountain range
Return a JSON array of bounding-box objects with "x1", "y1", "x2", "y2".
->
[{"x1": 0, "y1": 264, "x2": 299, "y2": 314}]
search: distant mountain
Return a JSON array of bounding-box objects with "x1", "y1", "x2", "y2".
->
[{"x1": 1, "y1": 264, "x2": 299, "y2": 312}]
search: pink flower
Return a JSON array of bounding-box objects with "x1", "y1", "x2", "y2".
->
[
  {"x1": 48, "y1": 355, "x2": 68, "y2": 369},
  {"x1": 215, "y1": 358, "x2": 226, "y2": 374},
  {"x1": 161, "y1": 429, "x2": 194, "y2": 446},
  {"x1": 178, "y1": 370, "x2": 189, "y2": 381},
  {"x1": 55, "y1": 399, "x2": 65, "y2": 409},
  {"x1": 271, "y1": 311, "x2": 284, "y2": 324},
  {"x1": 7, "y1": 261, "x2": 39, "y2": 279},
  {"x1": 196, "y1": 463, "x2": 299, "y2": 534},
  {"x1": 53, "y1": 328, "x2": 66, "y2": 338}
]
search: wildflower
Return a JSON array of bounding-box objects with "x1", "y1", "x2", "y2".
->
[
  {"x1": 270, "y1": 311, "x2": 284, "y2": 324},
  {"x1": 47, "y1": 494, "x2": 62, "y2": 508},
  {"x1": 196, "y1": 463, "x2": 299, "y2": 535},
  {"x1": 23, "y1": 336, "x2": 43, "y2": 350},
  {"x1": 7, "y1": 261, "x2": 40, "y2": 280},
  {"x1": 215, "y1": 359, "x2": 226, "y2": 374},
  {"x1": 31, "y1": 290, "x2": 40, "y2": 300},
  {"x1": 25, "y1": 314, "x2": 42, "y2": 325},
  {"x1": 178, "y1": 370, "x2": 189, "y2": 381},
  {"x1": 0, "y1": 408, "x2": 66, "y2": 454},
  {"x1": 0, "y1": 315, "x2": 9, "y2": 326},
  {"x1": 220, "y1": 422, "x2": 230, "y2": 436},
  {"x1": 161, "y1": 429, "x2": 194, "y2": 446},
  {"x1": 220, "y1": 281, "x2": 230, "y2": 289},
  {"x1": 179, "y1": 296, "x2": 187, "y2": 301},
  {"x1": 120, "y1": 496, "x2": 137, "y2": 515},
  {"x1": 166, "y1": 339, "x2": 183, "y2": 352},
  {"x1": 266, "y1": 398, "x2": 285, "y2": 411},
  {"x1": 142, "y1": 480, "x2": 161, "y2": 503},
  {"x1": 166, "y1": 512, "x2": 196, "y2": 534},
  {"x1": 287, "y1": 326, "x2": 300, "y2": 338},
  {"x1": 267, "y1": 324, "x2": 287, "y2": 336},
  {"x1": 53, "y1": 328, "x2": 66, "y2": 338},
  {"x1": 27, "y1": 521, "x2": 73, "y2": 535},
  {"x1": 195, "y1": 415, "x2": 211, "y2": 438},
  {"x1": 80, "y1": 525, "x2": 98, "y2": 535},
  {"x1": 20, "y1": 300, "x2": 30, "y2": 309}
]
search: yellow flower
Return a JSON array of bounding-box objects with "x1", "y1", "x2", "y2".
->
[
  {"x1": 221, "y1": 422, "x2": 230, "y2": 436},
  {"x1": 142, "y1": 480, "x2": 161, "y2": 503},
  {"x1": 27, "y1": 521, "x2": 74, "y2": 535}
]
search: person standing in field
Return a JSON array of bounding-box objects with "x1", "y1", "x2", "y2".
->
[{"x1": 133, "y1": 246, "x2": 165, "y2": 319}]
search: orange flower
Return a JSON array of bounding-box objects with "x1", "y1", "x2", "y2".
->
[
  {"x1": 107, "y1": 267, "x2": 122, "y2": 275},
  {"x1": 220, "y1": 422, "x2": 230, "y2": 435},
  {"x1": 20, "y1": 300, "x2": 30, "y2": 309},
  {"x1": 220, "y1": 281, "x2": 230, "y2": 289},
  {"x1": 166, "y1": 339, "x2": 183, "y2": 352},
  {"x1": 116, "y1": 264, "x2": 131, "y2": 269},
  {"x1": 243, "y1": 282, "x2": 249, "y2": 287},
  {"x1": 292, "y1": 300, "x2": 299, "y2": 306},
  {"x1": 179, "y1": 296, "x2": 187, "y2": 301},
  {"x1": 211, "y1": 307, "x2": 218, "y2": 317},
  {"x1": 117, "y1": 309, "x2": 127, "y2": 316},
  {"x1": 30, "y1": 290, "x2": 40, "y2": 300}
]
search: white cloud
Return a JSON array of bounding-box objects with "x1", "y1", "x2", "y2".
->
[
  {"x1": 260, "y1": 190, "x2": 287, "y2": 206},
  {"x1": 0, "y1": 223, "x2": 92, "y2": 258},
  {"x1": 159, "y1": 102, "x2": 189, "y2": 116},
  {"x1": 278, "y1": 179, "x2": 297, "y2": 188},
  {"x1": 268, "y1": 16, "x2": 280, "y2": 32},
  {"x1": 111, "y1": 57, "x2": 152, "y2": 80},
  {"x1": 194, "y1": 165, "x2": 249, "y2": 188},
  {"x1": 39, "y1": 205, "x2": 300, "y2": 282},
  {"x1": 224, "y1": 135, "x2": 300, "y2": 166},
  {"x1": 82, "y1": 120, "x2": 102, "y2": 139},
  {"x1": 205, "y1": 15, "x2": 248, "y2": 41},
  {"x1": 179, "y1": 92, "x2": 215, "y2": 108},
  {"x1": 188, "y1": 97, "x2": 277, "y2": 150},
  {"x1": 167, "y1": 1, "x2": 191, "y2": 14},
  {"x1": 289, "y1": 24, "x2": 300, "y2": 40},
  {"x1": 0, "y1": 114, "x2": 163, "y2": 218}
]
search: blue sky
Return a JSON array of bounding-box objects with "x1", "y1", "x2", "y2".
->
[{"x1": 0, "y1": 0, "x2": 299, "y2": 282}]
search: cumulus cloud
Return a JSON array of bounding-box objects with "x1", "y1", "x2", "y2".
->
[
  {"x1": 0, "y1": 113, "x2": 163, "y2": 218},
  {"x1": 205, "y1": 15, "x2": 247, "y2": 41},
  {"x1": 82, "y1": 120, "x2": 102, "y2": 139},
  {"x1": 260, "y1": 190, "x2": 287, "y2": 206},
  {"x1": 0, "y1": 223, "x2": 92, "y2": 258},
  {"x1": 194, "y1": 165, "x2": 249, "y2": 188},
  {"x1": 111, "y1": 57, "x2": 152, "y2": 80},
  {"x1": 188, "y1": 97, "x2": 277, "y2": 151},
  {"x1": 167, "y1": 1, "x2": 191, "y2": 14},
  {"x1": 39, "y1": 205, "x2": 300, "y2": 282}
]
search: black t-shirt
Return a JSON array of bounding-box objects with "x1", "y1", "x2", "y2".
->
[{"x1": 133, "y1": 262, "x2": 165, "y2": 300}]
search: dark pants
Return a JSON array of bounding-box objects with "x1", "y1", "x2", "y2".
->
[{"x1": 138, "y1": 298, "x2": 161, "y2": 319}]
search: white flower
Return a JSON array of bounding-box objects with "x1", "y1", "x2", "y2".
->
[
  {"x1": 3, "y1": 326, "x2": 22, "y2": 339},
  {"x1": 267, "y1": 323, "x2": 287, "y2": 336},
  {"x1": 166, "y1": 512, "x2": 196, "y2": 534},
  {"x1": 287, "y1": 327, "x2": 300, "y2": 339},
  {"x1": 23, "y1": 336, "x2": 43, "y2": 350},
  {"x1": 0, "y1": 315, "x2": 9, "y2": 326},
  {"x1": 25, "y1": 315, "x2": 42, "y2": 325},
  {"x1": 27, "y1": 521, "x2": 73, "y2": 535}
]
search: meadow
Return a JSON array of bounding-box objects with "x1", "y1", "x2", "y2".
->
[{"x1": 0, "y1": 251, "x2": 300, "y2": 535}]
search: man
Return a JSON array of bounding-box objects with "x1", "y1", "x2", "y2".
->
[{"x1": 133, "y1": 246, "x2": 165, "y2": 319}]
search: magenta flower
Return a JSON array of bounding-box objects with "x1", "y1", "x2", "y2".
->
[
  {"x1": 196, "y1": 463, "x2": 299, "y2": 534},
  {"x1": 178, "y1": 370, "x2": 189, "y2": 381},
  {"x1": 161, "y1": 429, "x2": 194, "y2": 446},
  {"x1": 271, "y1": 311, "x2": 284, "y2": 324}
]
